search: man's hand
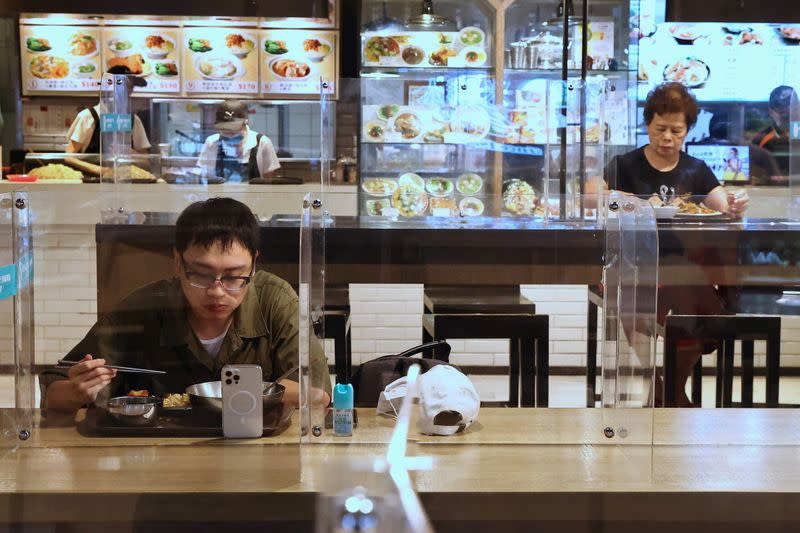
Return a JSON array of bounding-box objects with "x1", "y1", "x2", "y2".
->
[
  {"x1": 66, "y1": 355, "x2": 117, "y2": 404},
  {"x1": 727, "y1": 190, "x2": 749, "y2": 218}
]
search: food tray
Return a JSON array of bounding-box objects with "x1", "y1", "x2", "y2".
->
[{"x1": 80, "y1": 405, "x2": 294, "y2": 437}]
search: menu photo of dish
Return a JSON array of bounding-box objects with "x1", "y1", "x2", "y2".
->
[
  {"x1": 182, "y1": 28, "x2": 259, "y2": 94},
  {"x1": 261, "y1": 30, "x2": 337, "y2": 97},
  {"x1": 362, "y1": 27, "x2": 489, "y2": 68},
  {"x1": 101, "y1": 27, "x2": 180, "y2": 93},
  {"x1": 20, "y1": 25, "x2": 101, "y2": 94}
]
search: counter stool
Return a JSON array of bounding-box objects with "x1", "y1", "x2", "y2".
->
[
  {"x1": 663, "y1": 315, "x2": 781, "y2": 408},
  {"x1": 422, "y1": 286, "x2": 549, "y2": 407}
]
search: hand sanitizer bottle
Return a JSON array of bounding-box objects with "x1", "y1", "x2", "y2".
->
[{"x1": 333, "y1": 383, "x2": 354, "y2": 437}]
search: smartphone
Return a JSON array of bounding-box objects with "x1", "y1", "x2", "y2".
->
[{"x1": 222, "y1": 364, "x2": 263, "y2": 439}]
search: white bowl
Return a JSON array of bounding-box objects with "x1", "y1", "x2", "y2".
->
[
  {"x1": 107, "y1": 38, "x2": 136, "y2": 58},
  {"x1": 144, "y1": 35, "x2": 176, "y2": 59},
  {"x1": 653, "y1": 205, "x2": 678, "y2": 219}
]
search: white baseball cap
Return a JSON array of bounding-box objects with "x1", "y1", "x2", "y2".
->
[{"x1": 376, "y1": 365, "x2": 480, "y2": 436}]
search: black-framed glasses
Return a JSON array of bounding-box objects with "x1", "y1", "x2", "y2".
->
[{"x1": 181, "y1": 256, "x2": 254, "y2": 292}]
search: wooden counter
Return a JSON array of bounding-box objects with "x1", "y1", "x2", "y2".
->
[{"x1": 3, "y1": 408, "x2": 800, "y2": 531}]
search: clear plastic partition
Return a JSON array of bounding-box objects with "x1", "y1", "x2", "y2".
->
[
  {"x1": 1, "y1": 192, "x2": 35, "y2": 448},
  {"x1": 790, "y1": 88, "x2": 800, "y2": 220}
]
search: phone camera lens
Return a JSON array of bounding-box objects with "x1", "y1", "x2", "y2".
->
[
  {"x1": 225, "y1": 379, "x2": 232, "y2": 385},
  {"x1": 225, "y1": 371, "x2": 232, "y2": 377},
  {"x1": 234, "y1": 375, "x2": 240, "y2": 380}
]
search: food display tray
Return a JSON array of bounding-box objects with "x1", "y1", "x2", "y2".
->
[{"x1": 80, "y1": 405, "x2": 294, "y2": 438}]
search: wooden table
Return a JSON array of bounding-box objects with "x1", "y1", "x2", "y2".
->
[{"x1": 3, "y1": 408, "x2": 800, "y2": 532}]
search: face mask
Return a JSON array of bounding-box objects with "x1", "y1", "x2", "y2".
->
[{"x1": 220, "y1": 133, "x2": 244, "y2": 145}]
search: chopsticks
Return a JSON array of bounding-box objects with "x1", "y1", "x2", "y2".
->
[{"x1": 56, "y1": 359, "x2": 166, "y2": 375}]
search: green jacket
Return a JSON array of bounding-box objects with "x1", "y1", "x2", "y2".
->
[{"x1": 40, "y1": 271, "x2": 331, "y2": 404}]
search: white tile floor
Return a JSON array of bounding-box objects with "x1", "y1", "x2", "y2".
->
[{"x1": 1, "y1": 374, "x2": 797, "y2": 409}]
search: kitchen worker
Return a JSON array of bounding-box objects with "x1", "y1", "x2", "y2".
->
[
  {"x1": 197, "y1": 99, "x2": 280, "y2": 183},
  {"x1": 752, "y1": 85, "x2": 798, "y2": 179},
  {"x1": 41, "y1": 197, "x2": 331, "y2": 412}
]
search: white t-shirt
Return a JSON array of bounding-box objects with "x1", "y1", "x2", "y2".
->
[
  {"x1": 199, "y1": 329, "x2": 228, "y2": 359},
  {"x1": 197, "y1": 126, "x2": 280, "y2": 180},
  {"x1": 65, "y1": 104, "x2": 151, "y2": 153}
]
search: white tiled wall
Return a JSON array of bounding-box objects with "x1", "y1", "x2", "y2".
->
[{"x1": 6, "y1": 225, "x2": 800, "y2": 373}]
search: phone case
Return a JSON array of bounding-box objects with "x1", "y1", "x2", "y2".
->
[{"x1": 222, "y1": 364, "x2": 263, "y2": 438}]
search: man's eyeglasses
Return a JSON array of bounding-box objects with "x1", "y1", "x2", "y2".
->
[{"x1": 181, "y1": 257, "x2": 254, "y2": 292}]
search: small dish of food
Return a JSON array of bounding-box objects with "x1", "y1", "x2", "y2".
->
[
  {"x1": 669, "y1": 25, "x2": 706, "y2": 44},
  {"x1": 72, "y1": 61, "x2": 97, "y2": 78},
  {"x1": 226, "y1": 33, "x2": 256, "y2": 58},
  {"x1": 264, "y1": 39, "x2": 289, "y2": 55},
  {"x1": 29, "y1": 55, "x2": 69, "y2": 79},
  {"x1": 107, "y1": 54, "x2": 149, "y2": 76},
  {"x1": 401, "y1": 45, "x2": 425, "y2": 66},
  {"x1": 160, "y1": 392, "x2": 192, "y2": 416},
  {"x1": 429, "y1": 47, "x2": 457, "y2": 66},
  {"x1": 103, "y1": 396, "x2": 162, "y2": 427},
  {"x1": 363, "y1": 121, "x2": 387, "y2": 142},
  {"x1": 459, "y1": 26, "x2": 486, "y2": 46},
  {"x1": 269, "y1": 57, "x2": 312, "y2": 80},
  {"x1": 364, "y1": 36, "x2": 400, "y2": 63},
  {"x1": 303, "y1": 38, "x2": 333, "y2": 62},
  {"x1": 430, "y1": 197, "x2": 457, "y2": 215},
  {"x1": 377, "y1": 104, "x2": 400, "y2": 121},
  {"x1": 392, "y1": 112, "x2": 422, "y2": 140},
  {"x1": 460, "y1": 46, "x2": 487, "y2": 66},
  {"x1": 663, "y1": 57, "x2": 710, "y2": 88},
  {"x1": 459, "y1": 197, "x2": 485, "y2": 217},
  {"x1": 68, "y1": 32, "x2": 97, "y2": 57},
  {"x1": 392, "y1": 185, "x2": 428, "y2": 217},
  {"x1": 144, "y1": 34, "x2": 175, "y2": 59},
  {"x1": 652, "y1": 205, "x2": 679, "y2": 219},
  {"x1": 154, "y1": 59, "x2": 178, "y2": 77},
  {"x1": 366, "y1": 198, "x2": 392, "y2": 216},
  {"x1": 456, "y1": 173, "x2": 483, "y2": 195},
  {"x1": 778, "y1": 26, "x2": 800, "y2": 43},
  {"x1": 361, "y1": 178, "x2": 398, "y2": 197},
  {"x1": 722, "y1": 25, "x2": 752, "y2": 35},
  {"x1": 196, "y1": 55, "x2": 243, "y2": 80},
  {"x1": 188, "y1": 37, "x2": 213, "y2": 53},
  {"x1": 107, "y1": 37, "x2": 135, "y2": 57},
  {"x1": 398, "y1": 172, "x2": 425, "y2": 192},
  {"x1": 503, "y1": 179, "x2": 538, "y2": 216},
  {"x1": 26, "y1": 37, "x2": 51, "y2": 53},
  {"x1": 425, "y1": 177, "x2": 454, "y2": 197}
]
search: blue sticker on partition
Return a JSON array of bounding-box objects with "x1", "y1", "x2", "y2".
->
[
  {"x1": 100, "y1": 113, "x2": 132, "y2": 133},
  {"x1": 791, "y1": 121, "x2": 800, "y2": 141},
  {"x1": 0, "y1": 264, "x2": 17, "y2": 301},
  {"x1": 17, "y1": 252, "x2": 33, "y2": 291}
]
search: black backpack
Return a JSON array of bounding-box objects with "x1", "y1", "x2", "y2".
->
[{"x1": 350, "y1": 340, "x2": 453, "y2": 406}]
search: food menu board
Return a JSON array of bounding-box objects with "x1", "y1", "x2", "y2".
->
[
  {"x1": 362, "y1": 28, "x2": 490, "y2": 68},
  {"x1": 20, "y1": 26, "x2": 102, "y2": 94},
  {"x1": 101, "y1": 28, "x2": 181, "y2": 93},
  {"x1": 638, "y1": 23, "x2": 800, "y2": 102},
  {"x1": 261, "y1": 30, "x2": 337, "y2": 97},
  {"x1": 181, "y1": 28, "x2": 260, "y2": 94}
]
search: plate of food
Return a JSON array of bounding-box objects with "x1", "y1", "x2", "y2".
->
[
  {"x1": 459, "y1": 26, "x2": 486, "y2": 46},
  {"x1": 429, "y1": 47, "x2": 457, "y2": 66},
  {"x1": 225, "y1": 33, "x2": 256, "y2": 58},
  {"x1": 144, "y1": 34, "x2": 176, "y2": 59},
  {"x1": 391, "y1": 112, "x2": 422, "y2": 140},
  {"x1": 363, "y1": 121, "x2": 387, "y2": 142},
  {"x1": 778, "y1": 26, "x2": 800, "y2": 43},
  {"x1": 456, "y1": 173, "x2": 483, "y2": 195},
  {"x1": 365, "y1": 198, "x2": 392, "y2": 216},
  {"x1": 264, "y1": 39, "x2": 289, "y2": 55},
  {"x1": 68, "y1": 32, "x2": 98, "y2": 58},
  {"x1": 72, "y1": 60, "x2": 97, "y2": 78},
  {"x1": 401, "y1": 45, "x2": 425, "y2": 65},
  {"x1": 460, "y1": 46, "x2": 487, "y2": 66},
  {"x1": 425, "y1": 177, "x2": 454, "y2": 197},
  {"x1": 160, "y1": 393, "x2": 192, "y2": 416},
  {"x1": 303, "y1": 38, "x2": 333, "y2": 62},
  {"x1": 377, "y1": 104, "x2": 400, "y2": 121},
  {"x1": 361, "y1": 178, "x2": 398, "y2": 197},
  {"x1": 392, "y1": 185, "x2": 428, "y2": 217},
  {"x1": 108, "y1": 54, "x2": 150, "y2": 76},
  {"x1": 25, "y1": 37, "x2": 51, "y2": 53},
  {"x1": 188, "y1": 37, "x2": 213, "y2": 53},
  {"x1": 364, "y1": 36, "x2": 400, "y2": 63},
  {"x1": 669, "y1": 25, "x2": 706, "y2": 44},
  {"x1": 196, "y1": 55, "x2": 244, "y2": 80},
  {"x1": 398, "y1": 172, "x2": 425, "y2": 192},
  {"x1": 154, "y1": 59, "x2": 178, "y2": 77},
  {"x1": 422, "y1": 128, "x2": 446, "y2": 143},
  {"x1": 269, "y1": 57, "x2": 312, "y2": 80},
  {"x1": 459, "y1": 197, "x2": 485, "y2": 217},
  {"x1": 502, "y1": 179, "x2": 538, "y2": 215},
  {"x1": 107, "y1": 37, "x2": 135, "y2": 58},
  {"x1": 675, "y1": 201, "x2": 725, "y2": 217},
  {"x1": 29, "y1": 55, "x2": 69, "y2": 79},
  {"x1": 663, "y1": 57, "x2": 710, "y2": 88}
]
